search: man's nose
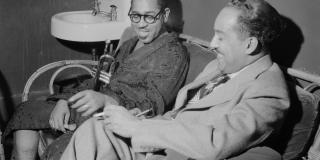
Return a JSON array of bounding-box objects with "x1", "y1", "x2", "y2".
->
[
  {"x1": 210, "y1": 37, "x2": 218, "y2": 49},
  {"x1": 137, "y1": 18, "x2": 148, "y2": 27}
]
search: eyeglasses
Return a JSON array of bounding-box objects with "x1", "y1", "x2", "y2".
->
[{"x1": 128, "y1": 10, "x2": 163, "y2": 24}]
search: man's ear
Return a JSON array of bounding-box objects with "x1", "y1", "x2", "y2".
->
[
  {"x1": 245, "y1": 37, "x2": 259, "y2": 55},
  {"x1": 163, "y1": 8, "x2": 170, "y2": 23}
]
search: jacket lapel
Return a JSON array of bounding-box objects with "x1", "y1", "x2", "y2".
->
[{"x1": 186, "y1": 55, "x2": 273, "y2": 109}]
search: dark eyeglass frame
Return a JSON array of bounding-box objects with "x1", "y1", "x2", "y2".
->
[{"x1": 128, "y1": 9, "x2": 164, "y2": 24}]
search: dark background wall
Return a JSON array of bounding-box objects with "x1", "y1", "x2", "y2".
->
[
  {"x1": 0, "y1": 0, "x2": 93, "y2": 128},
  {"x1": 0, "y1": 0, "x2": 319, "y2": 128},
  {"x1": 182, "y1": 0, "x2": 320, "y2": 73}
]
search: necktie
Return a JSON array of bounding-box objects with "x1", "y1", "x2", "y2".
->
[
  {"x1": 169, "y1": 74, "x2": 229, "y2": 119},
  {"x1": 199, "y1": 74, "x2": 229, "y2": 98}
]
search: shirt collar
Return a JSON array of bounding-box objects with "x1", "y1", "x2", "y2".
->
[{"x1": 227, "y1": 64, "x2": 250, "y2": 79}]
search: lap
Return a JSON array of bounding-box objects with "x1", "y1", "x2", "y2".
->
[
  {"x1": 152, "y1": 146, "x2": 281, "y2": 160},
  {"x1": 4, "y1": 99, "x2": 89, "y2": 136},
  {"x1": 3, "y1": 99, "x2": 90, "y2": 160},
  {"x1": 228, "y1": 146, "x2": 281, "y2": 160},
  {"x1": 60, "y1": 118, "x2": 136, "y2": 160},
  {"x1": 41, "y1": 132, "x2": 74, "y2": 160},
  {"x1": 3, "y1": 100, "x2": 56, "y2": 138}
]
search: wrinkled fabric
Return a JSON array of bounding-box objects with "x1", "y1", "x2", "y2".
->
[{"x1": 3, "y1": 32, "x2": 189, "y2": 160}]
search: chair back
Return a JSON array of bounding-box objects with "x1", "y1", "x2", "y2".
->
[{"x1": 276, "y1": 70, "x2": 320, "y2": 160}]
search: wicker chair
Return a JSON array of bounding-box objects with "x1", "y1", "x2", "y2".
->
[{"x1": 21, "y1": 60, "x2": 99, "y2": 156}]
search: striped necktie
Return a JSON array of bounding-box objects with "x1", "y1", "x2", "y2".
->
[{"x1": 199, "y1": 74, "x2": 229, "y2": 98}]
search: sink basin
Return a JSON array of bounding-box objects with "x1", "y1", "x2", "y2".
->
[{"x1": 51, "y1": 10, "x2": 130, "y2": 42}]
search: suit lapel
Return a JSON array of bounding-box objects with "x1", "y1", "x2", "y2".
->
[{"x1": 186, "y1": 55, "x2": 273, "y2": 109}]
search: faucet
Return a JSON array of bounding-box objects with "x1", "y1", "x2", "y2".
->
[
  {"x1": 109, "y1": 5, "x2": 117, "y2": 21},
  {"x1": 91, "y1": 0, "x2": 117, "y2": 21},
  {"x1": 92, "y1": 0, "x2": 101, "y2": 16}
]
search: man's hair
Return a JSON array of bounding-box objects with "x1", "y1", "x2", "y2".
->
[
  {"x1": 157, "y1": 0, "x2": 168, "y2": 10},
  {"x1": 227, "y1": 0, "x2": 283, "y2": 52},
  {"x1": 130, "y1": 0, "x2": 168, "y2": 11}
]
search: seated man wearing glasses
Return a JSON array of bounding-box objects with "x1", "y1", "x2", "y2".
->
[{"x1": 3, "y1": 0, "x2": 189, "y2": 159}]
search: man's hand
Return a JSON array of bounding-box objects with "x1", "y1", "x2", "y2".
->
[
  {"x1": 102, "y1": 105, "x2": 141, "y2": 138},
  {"x1": 173, "y1": 86, "x2": 189, "y2": 110},
  {"x1": 68, "y1": 90, "x2": 118, "y2": 117},
  {"x1": 50, "y1": 99, "x2": 71, "y2": 133}
]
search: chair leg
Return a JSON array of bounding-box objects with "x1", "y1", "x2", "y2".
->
[{"x1": 1, "y1": 131, "x2": 5, "y2": 160}]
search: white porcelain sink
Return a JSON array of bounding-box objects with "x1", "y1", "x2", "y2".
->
[{"x1": 51, "y1": 10, "x2": 130, "y2": 42}]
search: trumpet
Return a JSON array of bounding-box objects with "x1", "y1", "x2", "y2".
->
[{"x1": 93, "y1": 54, "x2": 115, "y2": 91}]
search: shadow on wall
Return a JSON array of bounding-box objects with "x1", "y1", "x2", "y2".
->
[
  {"x1": 0, "y1": 71, "x2": 15, "y2": 131},
  {"x1": 56, "y1": 39, "x2": 109, "y2": 56},
  {"x1": 166, "y1": 0, "x2": 184, "y2": 34},
  {"x1": 270, "y1": 15, "x2": 304, "y2": 68}
]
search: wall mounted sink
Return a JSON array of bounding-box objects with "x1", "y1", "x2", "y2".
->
[{"x1": 51, "y1": 10, "x2": 130, "y2": 42}]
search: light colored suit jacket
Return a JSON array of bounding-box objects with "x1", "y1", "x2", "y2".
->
[{"x1": 131, "y1": 55, "x2": 290, "y2": 159}]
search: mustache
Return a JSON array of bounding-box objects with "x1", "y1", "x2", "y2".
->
[
  {"x1": 208, "y1": 47, "x2": 221, "y2": 54},
  {"x1": 138, "y1": 29, "x2": 149, "y2": 32}
]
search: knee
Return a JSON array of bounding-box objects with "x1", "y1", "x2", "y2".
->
[
  {"x1": 72, "y1": 118, "x2": 105, "y2": 140},
  {"x1": 76, "y1": 118, "x2": 101, "y2": 132},
  {"x1": 13, "y1": 130, "x2": 39, "y2": 149}
]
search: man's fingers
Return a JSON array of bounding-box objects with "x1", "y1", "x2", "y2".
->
[
  {"x1": 64, "y1": 112, "x2": 70, "y2": 126},
  {"x1": 70, "y1": 97, "x2": 88, "y2": 109},
  {"x1": 104, "y1": 124, "x2": 124, "y2": 137},
  {"x1": 56, "y1": 118, "x2": 66, "y2": 132},
  {"x1": 52, "y1": 118, "x2": 59, "y2": 131},
  {"x1": 104, "y1": 105, "x2": 124, "y2": 112},
  {"x1": 129, "y1": 108, "x2": 141, "y2": 116},
  {"x1": 104, "y1": 104, "x2": 119, "y2": 109},
  {"x1": 102, "y1": 109, "x2": 116, "y2": 117},
  {"x1": 103, "y1": 118, "x2": 112, "y2": 125},
  {"x1": 49, "y1": 118, "x2": 54, "y2": 129},
  {"x1": 81, "y1": 108, "x2": 95, "y2": 117},
  {"x1": 76, "y1": 104, "x2": 90, "y2": 113},
  {"x1": 68, "y1": 91, "x2": 86, "y2": 105},
  {"x1": 64, "y1": 124, "x2": 77, "y2": 131}
]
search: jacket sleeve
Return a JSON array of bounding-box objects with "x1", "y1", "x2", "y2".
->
[{"x1": 131, "y1": 78, "x2": 289, "y2": 159}]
